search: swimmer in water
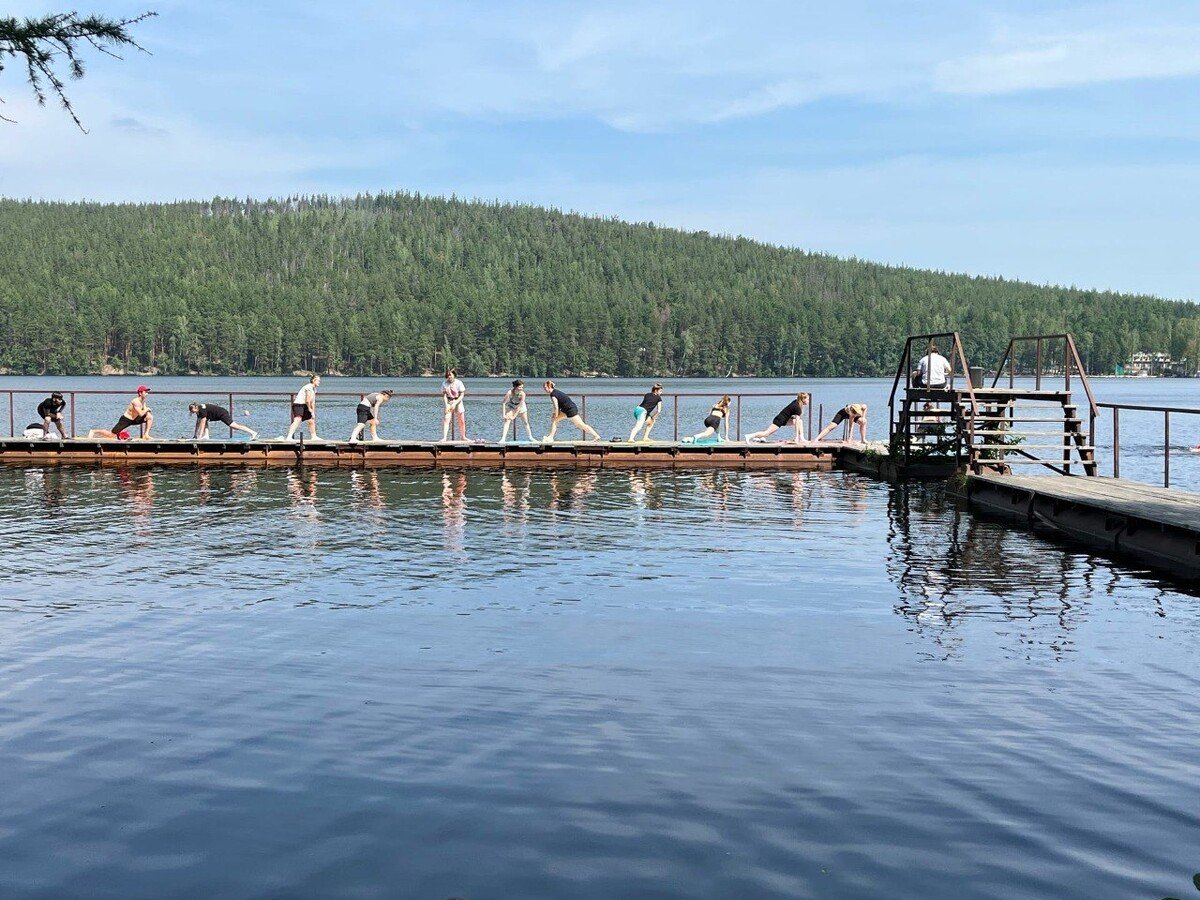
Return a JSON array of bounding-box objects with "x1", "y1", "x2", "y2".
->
[
  {"x1": 629, "y1": 384, "x2": 664, "y2": 441},
  {"x1": 746, "y1": 393, "x2": 810, "y2": 443}
]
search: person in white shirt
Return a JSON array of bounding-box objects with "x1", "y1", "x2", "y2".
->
[
  {"x1": 441, "y1": 369, "x2": 467, "y2": 441},
  {"x1": 286, "y1": 375, "x2": 321, "y2": 440},
  {"x1": 917, "y1": 344, "x2": 953, "y2": 389}
]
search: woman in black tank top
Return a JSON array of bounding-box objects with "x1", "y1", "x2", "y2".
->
[{"x1": 683, "y1": 395, "x2": 731, "y2": 443}]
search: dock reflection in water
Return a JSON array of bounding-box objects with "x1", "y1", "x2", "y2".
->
[{"x1": 1, "y1": 467, "x2": 1200, "y2": 899}]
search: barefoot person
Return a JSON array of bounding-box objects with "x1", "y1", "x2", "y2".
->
[
  {"x1": 684, "y1": 395, "x2": 731, "y2": 443},
  {"x1": 816, "y1": 403, "x2": 868, "y2": 443},
  {"x1": 111, "y1": 386, "x2": 154, "y2": 439},
  {"x1": 500, "y1": 379, "x2": 533, "y2": 442},
  {"x1": 629, "y1": 384, "x2": 664, "y2": 441},
  {"x1": 543, "y1": 381, "x2": 600, "y2": 441},
  {"x1": 350, "y1": 389, "x2": 394, "y2": 442},
  {"x1": 441, "y1": 369, "x2": 467, "y2": 441},
  {"x1": 190, "y1": 402, "x2": 257, "y2": 440},
  {"x1": 36, "y1": 392, "x2": 68, "y2": 439},
  {"x1": 286, "y1": 375, "x2": 320, "y2": 441},
  {"x1": 746, "y1": 393, "x2": 810, "y2": 444}
]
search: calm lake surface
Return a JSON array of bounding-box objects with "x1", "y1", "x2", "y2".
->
[{"x1": 2, "y1": 377, "x2": 1200, "y2": 898}]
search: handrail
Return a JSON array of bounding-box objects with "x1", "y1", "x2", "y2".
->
[
  {"x1": 0, "y1": 387, "x2": 820, "y2": 442},
  {"x1": 1098, "y1": 400, "x2": 1200, "y2": 488}
]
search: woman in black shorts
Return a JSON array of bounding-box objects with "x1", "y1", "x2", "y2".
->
[
  {"x1": 816, "y1": 403, "x2": 868, "y2": 443},
  {"x1": 684, "y1": 395, "x2": 731, "y2": 443},
  {"x1": 190, "y1": 402, "x2": 257, "y2": 440},
  {"x1": 746, "y1": 393, "x2": 810, "y2": 444}
]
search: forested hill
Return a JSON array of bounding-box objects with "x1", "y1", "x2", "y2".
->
[{"x1": 1, "y1": 193, "x2": 1196, "y2": 377}]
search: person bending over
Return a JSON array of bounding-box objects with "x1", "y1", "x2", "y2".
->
[
  {"x1": 684, "y1": 395, "x2": 731, "y2": 443},
  {"x1": 816, "y1": 403, "x2": 868, "y2": 443},
  {"x1": 190, "y1": 402, "x2": 257, "y2": 440},
  {"x1": 629, "y1": 384, "x2": 664, "y2": 441},
  {"x1": 746, "y1": 393, "x2": 810, "y2": 444},
  {"x1": 350, "y1": 389, "x2": 394, "y2": 442},
  {"x1": 112, "y1": 386, "x2": 153, "y2": 439},
  {"x1": 286, "y1": 375, "x2": 320, "y2": 441},
  {"x1": 500, "y1": 380, "x2": 534, "y2": 442},
  {"x1": 37, "y1": 392, "x2": 68, "y2": 439},
  {"x1": 543, "y1": 381, "x2": 599, "y2": 441}
]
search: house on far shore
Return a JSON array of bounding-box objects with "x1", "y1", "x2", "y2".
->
[{"x1": 1118, "y1": 351, "x2": 1191, "y2": 377}]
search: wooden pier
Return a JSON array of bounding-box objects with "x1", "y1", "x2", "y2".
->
[
  {"x1": 966, "y1": 473, "x2": 1200, "y2": 578},
  {"x1": 0, "y1": 437, "x2": 843, "y2": 471}
]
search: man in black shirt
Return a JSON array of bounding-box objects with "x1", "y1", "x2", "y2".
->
[
  {"x1": 189, "y1": 403, "x2": 257, "y2": 440},
  {"x1": 36, "y1": 392, "x2": 68, "y2": 438},
  {"x1": 542, "y1": 381, "x2": 600, "y2": 441}
]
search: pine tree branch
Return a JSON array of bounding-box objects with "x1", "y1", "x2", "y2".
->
[{"x1": 0, "y1": 10, "x2": 156, "y2": 131}]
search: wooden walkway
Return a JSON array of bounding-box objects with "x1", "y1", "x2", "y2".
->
[
  {"x1": 0, "y1": 437, "x2": 847, "y2": 471},
  {"x1": 967, "y1": 473, "x2": 1200, "y2": 577}
]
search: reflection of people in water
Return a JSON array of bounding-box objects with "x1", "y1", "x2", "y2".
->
[
  {"x1": 117, "y1": 467, "x2": 155, "y2": 518},
  {"x1": 500, "y1": 471, "x2": 530, "y2": 519},
  {"x1": 350, "y1": 470, "x2": 383, "y2": 509},
  {"x1": 442, "y1": 471, "x2": 467, "y2": 550},
  {"x1": 287, "y1": 468, "x2": 319, "y2": 507},
  {"x1": 628, "y1": 471, "x2": 661, "y2": 509}
]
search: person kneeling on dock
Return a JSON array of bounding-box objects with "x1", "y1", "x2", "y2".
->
[
  {"x1": 108, "y1": 386, "x2": 154, "y2": 439},
  {"x1": 629, "y1": 384, "x2": 664, "y2": 441},
  {"x1": 37, "y1": 392, "x2": 68, "y2": 439},
  {"x1": 543, "y1": 381, "x2": 600, "y2": 441},
  {"x1": 190, "y1": 402, "x2": 257, "y2": 440},
  {"x1": 683, "y1": 396, "x2": 731, "y2": 443},
  {"x1": 816, "y1": 403, "x2": 868, "y2": 443},
  {"x1": 286, "y1": 375, "x2": 320, "y2": 441},
  {"x1": 350, "y1": 389, "x2": 394, "y2": 442},
  {"x1": 746, "y1": 393, "x2": 809, "y2": 443}
]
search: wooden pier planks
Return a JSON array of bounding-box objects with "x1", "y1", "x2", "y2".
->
[
  {"x1": 967, "y1": 472, "x2": 1200, "y2": 577},
  {"x1": 0, "y1": 438, "x2": 843, "y2": 471}
]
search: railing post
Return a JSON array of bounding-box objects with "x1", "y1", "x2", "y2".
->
[
  {"x1": 673, "y1": 395, "x2": 678, "y2": 441},
  {"x1": 736, "y1": 395, "x2": 742, "y2": 439},
  {"x1": 1164, "y1": 411, "x2": 1170, "y2": 488},
  {"x1": 1112, "y1": 407, "x2": 1119, "y2": 478},
  {"x1": 581, "y1": 394, "x2": 587, "y2": 424},
  {"x1": 1064, "y1": 339, "x2": 1071, "y2": 393},
  {"x1": 1035, "y1": 338, "x2": 1042, "y2": 391},
  {"x1": 8, "y1": 391, "x2": 13, "y2": 437},
  {"x1": 70, "y1": 391, "x2": 76, "y2": 438},
  {"x1": 228, "y1": 392, "x2": 235, "y2": 438},
  {"x1": 1009, "y1": 353, "x2": 1014, "y2": 389}
]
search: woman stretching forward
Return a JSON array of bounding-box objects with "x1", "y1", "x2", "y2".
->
[
  {"x1": 684, "y1": 396, "x2": 731, "y2": 443},
  {"x1": 746, "y1": 393, "x2": 809, "y2": 444}
]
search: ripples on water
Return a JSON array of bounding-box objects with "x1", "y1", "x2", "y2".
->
[{"x1": 2, "y1": 466, "x2": 1200, "y2": 898}]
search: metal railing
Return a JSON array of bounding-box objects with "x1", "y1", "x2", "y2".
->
[
  {"x1": 1100, "y1": 401, "x2": 1200, "y2": 488},
  {"x1": 887, "y1": 331, "x2": 978, "y2": 467},
  {"x1": 989, "y1": 333, "x2": 1099, "y2": 450},
  {"x1": 0, "y1": 388, "x2": 820, "y2": 443}
]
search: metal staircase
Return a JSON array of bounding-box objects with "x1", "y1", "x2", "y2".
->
[{"x1": 888, "y1": 332, "x2": 1099, "y2": 477}]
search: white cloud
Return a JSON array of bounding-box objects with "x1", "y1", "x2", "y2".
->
[{"x1": 936, "y1": 25, "x2": 1200, "y2": 95}]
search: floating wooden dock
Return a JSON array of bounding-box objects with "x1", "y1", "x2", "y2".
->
[
  {"x1": 0, "y1": 437, "x2": 844, "y2": 471},
  {"x1": 966, "y1": 473, "x2": 1200, "y2": 578}
]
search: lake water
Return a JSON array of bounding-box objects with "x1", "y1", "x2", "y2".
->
[{"x1": 2, "y1": 378, "x2": 1200, "y2": 898}]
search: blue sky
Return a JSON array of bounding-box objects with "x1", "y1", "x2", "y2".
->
[{"x1": 2, "y1": 0, "x2": 1199, "y2": 299}]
